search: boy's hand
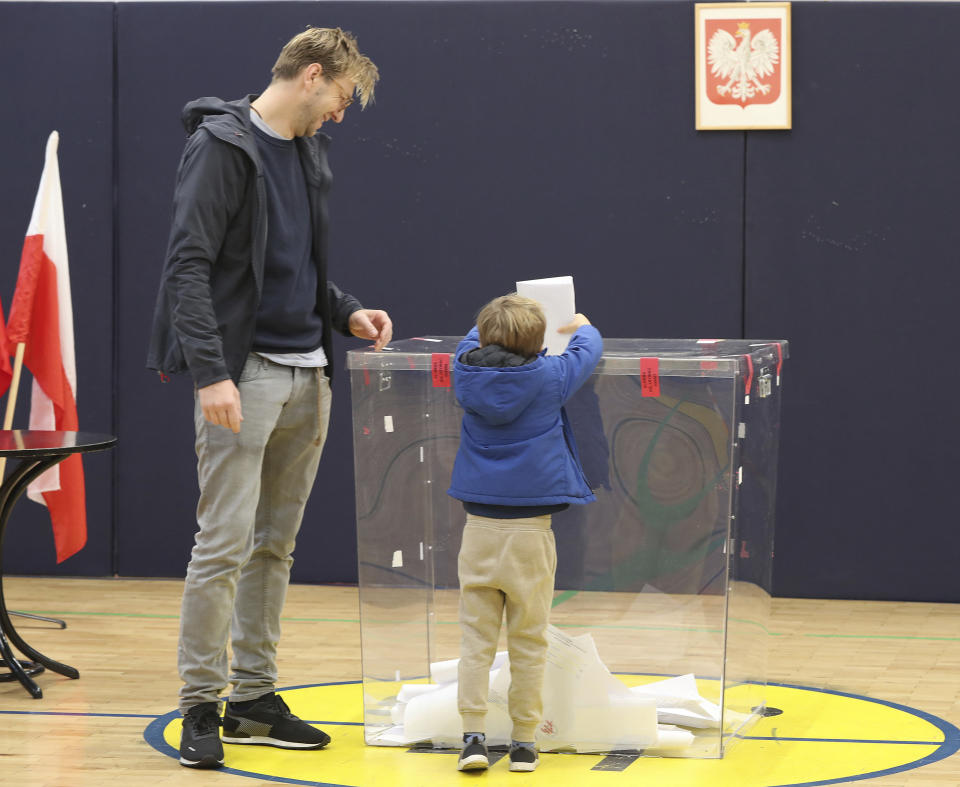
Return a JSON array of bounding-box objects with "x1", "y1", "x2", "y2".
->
[{"x1": 558, "y1": 313, "x2": 591, "y2": 333}]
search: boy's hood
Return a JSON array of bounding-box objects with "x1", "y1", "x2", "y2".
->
[{"x1": 455, "y1": 350, "x2": 547, "y2": 426}]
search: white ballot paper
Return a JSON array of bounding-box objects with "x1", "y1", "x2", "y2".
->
[
  {"x1": 379, "y1": 626, "x2": 662, "y2": 752},
  {"x1": 516, "y1": 276, "x2": 576, "y2": 355}
]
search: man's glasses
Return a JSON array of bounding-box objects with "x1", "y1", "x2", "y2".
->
[{"x1": 327, "y1": 77, "x2": 355, "y2": 110}]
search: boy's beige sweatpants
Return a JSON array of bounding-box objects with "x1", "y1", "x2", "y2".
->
[{"x1": 457, "y1": 514, "x2": 556, "y2": 742}]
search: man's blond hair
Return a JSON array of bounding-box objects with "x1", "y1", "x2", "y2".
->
[
  {"x1": 477, "y1": 294, "x2": 546, "y2": 358},
  {"x1": 272, "y1": 26, "x2": 379, "y2": 108}
]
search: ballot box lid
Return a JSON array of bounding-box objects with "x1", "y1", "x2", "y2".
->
[{"x1": 347, "y1": 337, "x2": 788, "y2": 377}]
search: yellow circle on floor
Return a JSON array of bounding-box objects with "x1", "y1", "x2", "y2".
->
[{"x1": 146, "y1": 678, "x2": 959, "y2": 786}]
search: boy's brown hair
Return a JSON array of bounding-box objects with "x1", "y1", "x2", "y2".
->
[{"x1": 476, "y1": 294, "x2": 546, "y2": 358}]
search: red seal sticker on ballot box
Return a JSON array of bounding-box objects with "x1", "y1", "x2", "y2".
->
[
  {"x1": 431, "y1": 353, "x2": 451, "y2": 387},
  {"x1": 640, "y1": 358, "x2": 660, "y2": 397}
]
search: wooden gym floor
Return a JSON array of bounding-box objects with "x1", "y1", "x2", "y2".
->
[{"x1": 0, "y1": 576, "x2": 958, "y2": 786}]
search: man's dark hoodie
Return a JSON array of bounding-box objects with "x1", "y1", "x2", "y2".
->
[{"x1": 147, "y1": 96, "x2": 361, "y2": 389}]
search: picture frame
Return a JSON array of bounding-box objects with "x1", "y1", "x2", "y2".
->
[{"x1": 695, "y1": 2, "x2": 792, "y2": 130}]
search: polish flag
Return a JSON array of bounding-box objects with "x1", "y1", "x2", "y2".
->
[{"x1": 6, "y1": 131, "x2": 86, "y2": 563}]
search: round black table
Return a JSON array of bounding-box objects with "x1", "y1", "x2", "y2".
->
[{"x1": 0, "y1": 430, "x2": 116, "y2": 698}]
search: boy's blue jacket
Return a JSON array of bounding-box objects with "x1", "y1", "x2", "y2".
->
[{"x1": 447, "y1": 324, "x2": 603, "y2": 506}]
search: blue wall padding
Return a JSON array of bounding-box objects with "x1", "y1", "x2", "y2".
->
[
  {"x1": 0, "y1": 2, "x2": 115, "y2": 576},
  {"x1": 2, "y1": 1, "x2": 957, "y2": 601},
  {"x1": 113, "y1": 1, "x2": 742, "y2": 583},
  {"x1": 744, "y1": 2, "x2": 960, "y2": 600}
]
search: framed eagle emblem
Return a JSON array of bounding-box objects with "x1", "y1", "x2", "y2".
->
[{"x1": 695, "y1": 2, "x2": 792, "y2": 130}]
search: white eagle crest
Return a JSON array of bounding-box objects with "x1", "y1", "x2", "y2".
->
[{"x1": 708, "y1": 21, "x2": 779, "y2": 102}]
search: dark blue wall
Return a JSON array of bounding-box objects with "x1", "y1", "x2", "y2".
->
[
  {"x1": 745, "y1": 3, "x2": 960, "y2": 600},
  {"x1": 0, "y1": 2, "x2": 115, "y2": 576},
  {"x1": 2, "y1": 1, "x2": 957, "y2": 601},
  {"x1": 113, "y1": 1, "x2": 742, "y2": 585}
]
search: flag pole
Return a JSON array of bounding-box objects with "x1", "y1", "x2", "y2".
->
[
  {"x1": 0, "y1": 343, "x2": 26, "y2": 477},
  {"x1": 3, "y1": 343, "x2": 25, "y2": 430}
]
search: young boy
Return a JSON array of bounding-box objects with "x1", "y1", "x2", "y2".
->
[{"x1": 447, "y1": 293, "x2": 603, "y2": 772}]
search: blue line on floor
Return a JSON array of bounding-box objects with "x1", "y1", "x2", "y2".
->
[
  {"x1": 0, "y1": 709, "x2": 158, "y2": 718},
  {"x1": 739, "y1": 735, "x2": 943, "y2": 745},
  {"x1": 0, "y1": 709, "x2": 364, "y2": 724}
]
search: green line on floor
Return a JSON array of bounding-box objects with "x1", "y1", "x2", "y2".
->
[{"x1": 14, "y1": 610, "x2": 960, "y2": 642}]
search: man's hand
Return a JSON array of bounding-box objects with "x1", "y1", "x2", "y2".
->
[
  {"x1": 349, "y1": 309, "x2": 393, "y2": 351},
  {"x1": 198, "y1": 379, "x2": 243, "y2": 433},
  {"x1": 558, "y1": 313, "x2": 591, "y2": 333}
]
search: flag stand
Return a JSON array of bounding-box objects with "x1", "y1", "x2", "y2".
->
[{"x1": 0, "y1": 343, "x2": 69, "y2": 630}]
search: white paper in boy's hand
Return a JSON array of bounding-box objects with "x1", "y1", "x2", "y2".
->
[{"x1": 516, "y1": 276, "x2": 575, "y2": 355}]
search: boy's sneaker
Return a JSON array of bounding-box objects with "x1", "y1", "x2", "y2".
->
[
  {"x1": 179, "y1": 702, "x2": 224, "y2": 769},
  {"x1": 509, "y1": 742, "x2": 539, "y2": 772},
  {"x1": 458, "y1": 733, "x2": 489, "y2": 771},
  {"x1": 223, "y1": 692, "x2": 330, "y2": 749}
]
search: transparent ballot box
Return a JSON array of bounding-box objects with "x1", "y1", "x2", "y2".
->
[{"x1": 348, "y1": 337, "x2": 787, "y2": 758}]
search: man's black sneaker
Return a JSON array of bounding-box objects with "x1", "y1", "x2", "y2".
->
[
  {"x1": 458, "y1": 732, "x2": 489, "y2": 771},
  {"x1": 508, "y1": 742, "x2": 539, "y2": 772},
  {"x1": 223, "y1": 692, "x2": 330, "y2": 749},
  {"x1": 179, "y1": 702, "x2": 224, "y2": 768}
]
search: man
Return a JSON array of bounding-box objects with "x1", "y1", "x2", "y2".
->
[{"x1": 147, "y1": 27, "x2": 392, "y2": 769}]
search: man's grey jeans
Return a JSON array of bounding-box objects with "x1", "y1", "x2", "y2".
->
[{"x1": 178, "y1": 354, "x2": 331, "y2": 713}]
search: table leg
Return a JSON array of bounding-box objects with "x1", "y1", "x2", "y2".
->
[
  {"x1": 0, "y1": 456, "x2": 80, "y2": 695},
  {"x1": 0, "y1": 625, "x2": 43, "y2": 698},
  {"x1": 10, "y1": 611, "x2": 67, "y2": 629}
]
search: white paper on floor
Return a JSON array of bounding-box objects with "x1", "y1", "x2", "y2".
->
[
  {"x1": 629, "y1": 672, "x2": 722, "y2": 728},
  {"x1": 376, "y1": 625, "x2": 727, "y2": 753}
]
